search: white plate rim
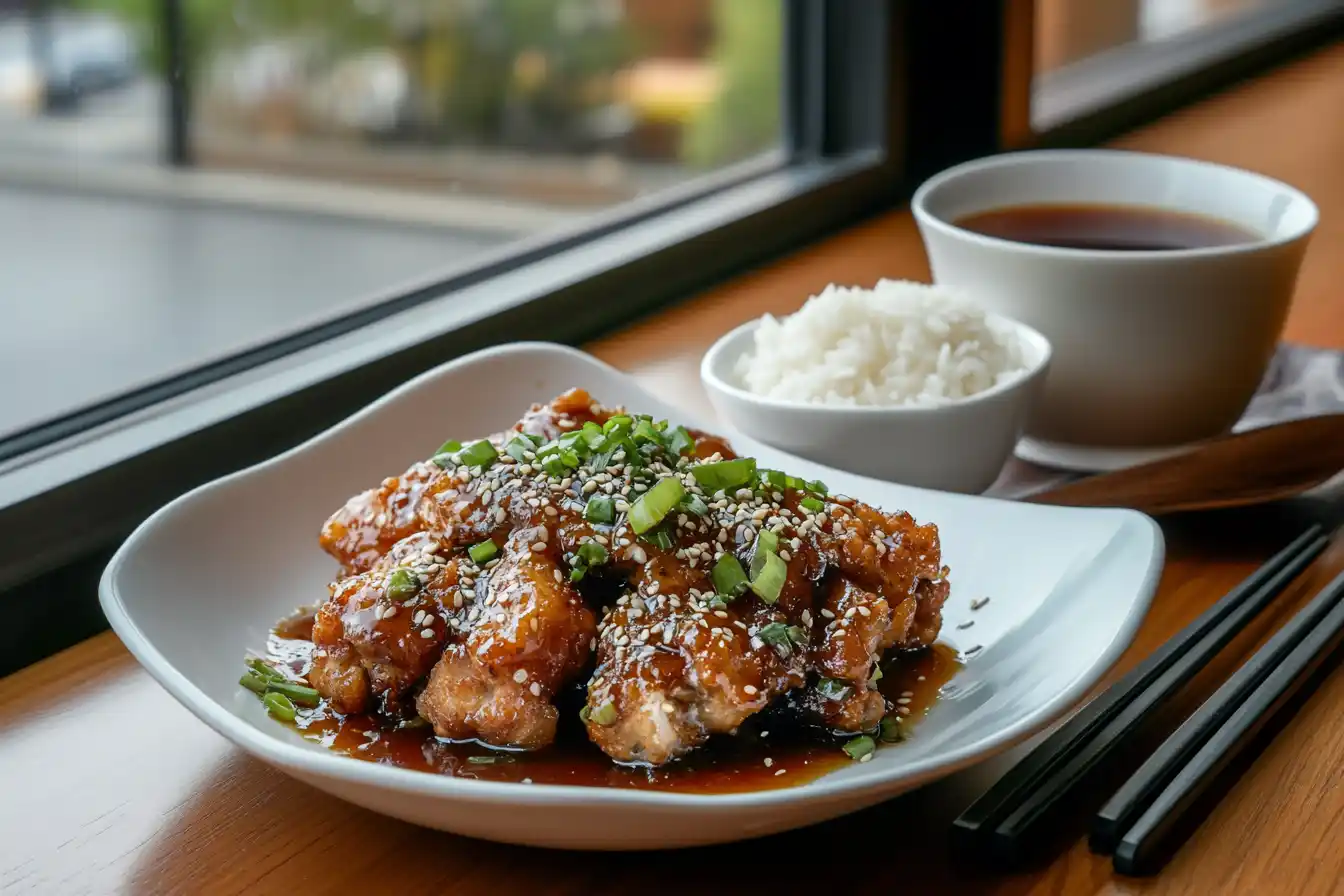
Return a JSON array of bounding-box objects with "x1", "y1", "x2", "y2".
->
[{"x1": 100, "y1": 341, "x2": 1165, "y2": 811}]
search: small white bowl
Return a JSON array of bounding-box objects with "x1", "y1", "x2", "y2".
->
[{"x1": 700, "y1": 316, "x2": 1052, "y2": 493}]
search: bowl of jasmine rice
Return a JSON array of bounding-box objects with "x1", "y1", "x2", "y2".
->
[{"x1": 700, "y1": 279, "x2": 1051, "y2": 493}]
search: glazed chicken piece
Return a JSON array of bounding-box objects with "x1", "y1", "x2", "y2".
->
[
  {"x1": 320, "y1": 461, "x2": 438, "y2": 576},
  {"x1": 416, "y1": 527, "x2": 596, "y2": 748},
  {"x1": 309, "y1": 531, "x2": 462, "y2": 715}
]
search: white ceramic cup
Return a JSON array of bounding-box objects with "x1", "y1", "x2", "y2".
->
[{"x1": 912, "y1": 149, "x2": 1317, "y2": 468}]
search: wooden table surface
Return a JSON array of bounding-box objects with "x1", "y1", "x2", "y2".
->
[{"x1": 4, "y1": 43, "x2": 1344, "y2": 896}]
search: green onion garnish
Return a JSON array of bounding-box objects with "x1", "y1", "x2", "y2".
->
[
  {"x1": 601, "y1": 415, "x2": 632, "y2": 433},
  {"x1": 246, "y1": 657, "x2": 285, "y2": 682},
  {"x1": 386, "y1": 567, "x2": 419, "y2": 601},
  {"x1": 711, "y1": 554, "x2": 749, "y2": 597},
  {"x1": 749, "y1": 549, "x2": 787, "y2": 604},
  {"x1": 504, "y1": 437, "x2": 532, "y2": 462},
  {"x1": 786, "y1": 625, "x2": 807, "y2": 647},
  {"x1": 816, "y1": 677, "x2": 852, "y2": 701},
  {"x1": 678, "y1": 494, "x2": 709, "y2": 517},
  {"x1": 628, "y1": 476, "x2": 685, "y2": 534},
  {"x1": 467, "y1": 754, "x2": 515, "y2": 765},
  {"x1": 879, "y1": 716, "x2": 904, "y2": 743},
  {"x1": 239, "y1": 671, "x2": 268, "y2": 694},
  {"x1": 756, "y1": 529, "x2": 779, "y2": 555},
  {"x1": 435, "y1": 439, "x2": 462, "y2": 456},
  {"x1": 266, "y1": 680, "x2": 321, "y2": 707},
  {"x1": 842, "y1": 735, "x2": 876, "y2": 761},
  {"x1": 759, "y1": 469, "x2": 786, "y2": 489},
  {"x1": 691, "y1": 458, "x2": 757, "y2": 491},
  {"x1": 757, "y1": 622, "x2": 791, "y2": 647},
  {"x1": 579, "y1": 705, "x2": 592, "y2": 724},
  {"x1": 707, "y1": 594, "x2": 730, "y2": 610},
  {"x1": 584, "y1": 495, "x2": 615, "y2": 525},
  {"x1": 458, "y1": 439, "x2": 498, "y2": 468},
  {"x1": 800, "y1": 496, "x2": 825, "y2": 513},
  {"x1": 468, "y1": 539, "x2": 498, "y2": 564},
  {"x1": 591, "y1": 701, "x2": 618, "y2": 726},
  {"x1": 572, "y1": 541, "x2": 610, "y2": 580},
  {"x1": 807, "y1": 479, "x2": 828, "y2": 495},
  {"x1": 666, "y1": 426, "x2": 695, "y2": 456},
  {"x1": 868, "y1": 664, "x2": 884, "y2": 685},
  {"x1": 631, "y1": 418, "x2": 661, "y2": 445},
  {"x1": 644, "y1": 528, "x2": 675, "y2": 551},
  {"x1": 262, "y1": 691, "x2": 297, "y2": 722}
]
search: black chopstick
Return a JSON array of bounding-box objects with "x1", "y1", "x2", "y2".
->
[
  {"x1": 950, "y1": 523, "x2": 1328, "y2": 862},
  {"x1": 1113, "y1": 567, "x2": 1344, "y2": 876},
  {"x1": 1093, "y1": 561, "x2": 1344, "y2": 854}
]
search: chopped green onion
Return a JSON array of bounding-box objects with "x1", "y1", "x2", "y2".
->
[
  {"x1": 756, "y1": 529, "x2": 779, "y2": 555},
  {"x1": 711, "y1": 554, "x2": 749, "y2": 596},
  {"x1": 584, "y1": 495, "x2": 615, "y2": 525},
  {"x1": 666, "y1": 426, "x2": 695, "y2": 456},
  {"x1": 601, "y1": 415, "x2": 632, "y2": 433},
  {"x1": 468, "y1": 539, "x2": 498, "y2": 564},
  {"x1": 435, "y1": 439, "x2": 462, "y2": 456},
  {"x1": 503, "y1": 437, "x2": 532, "y2": 462},
  {"x1": 262, "y1": 692, "x2": 297, "y2": 722},
  {"x1": 749, "y1": 549, "x2": 787, "y2": 604},
  {"x1": 759, "y1": 469, "x2": 786, "y2": 489},
  {"x1": 266, "y1": 680, "x2": 321, "y2": 707},
  {"x1": 458, "y1": 439, "x2": 498, "y2": 468},
  {"x1": 879, "y1": 716, "x2": 904, "y2": 743},
  {"x1": 691, "y1": 458, "x2": 758, "y2": 491},
  {"x1": 757, "y1": 622, "x2": 791, "y2": 648},
  {"x1": 628, "y1": 476, "x2": 685, "y2": 534},
  {"x1": 239, "y1": 671, "x2": 268, "y2": 694},
  {"x1": 246, "y1": 657, "x2": 285, "y2": 682},
  {"x1": 591, "y1": 701, "x2": 618, "y2": 726},
  {"x1": 707, "y1": 594, "x2": 730, "y2": 610},
  {"x1": 631, "y1": 418, "x2": 661, "y2": 445},
  {"x1": 842, "y1": 735, "x2": 876, "y2": 761},
  {"x1": 644, "y1": 528, "x2": 675, "y2": 551},
  {"x1": 467, "y1": 754, "x2": 515, "y2": 765},
  {"x1": 578, "y1": 705, "x2": 592, "y2": 724},
  {"x1": 786, "y1": 625, "x2": 808, "y2": 647},
  {"x1": 800, "y1": 496, "x2": 825, "y2": 513},
  {"x1": 386, "y1": 567, "x2": 419, "y2": 601},
  {"x1": 816, "y1": 677, "x2": 852, "y2": 701},
  {"x1": 868, "y1": 664, "x2": 884, "y2": 685},
  {"x1": 807, "y1": 479, "x2": 829, "y2": 495},
  {"x1": 678, "y1": 494, "x2": 709, "y2": 517}
]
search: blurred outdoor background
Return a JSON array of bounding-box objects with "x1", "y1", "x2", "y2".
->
[{"x1": 0, "y1": 0, "x2": 783, "y2": 212}]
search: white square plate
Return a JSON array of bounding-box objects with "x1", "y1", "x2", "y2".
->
[{"x1": 100, "y1": 343, "x2": 1163, "y2": 850}]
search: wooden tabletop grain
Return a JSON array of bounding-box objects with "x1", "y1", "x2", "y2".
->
[{"x1": 4, "y1": 43, "x2": 1344, "y2": 896}]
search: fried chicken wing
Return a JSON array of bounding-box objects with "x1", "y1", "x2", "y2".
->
[
  {"x1": 319, "y1": 461, "x2": 438, "y2": 576},
  {"x1": 416, "y1": 528, "x2": 596, "y2": 748},
  {"x1": 309, "y1": 531, "x2": 461, "y2": 714}
]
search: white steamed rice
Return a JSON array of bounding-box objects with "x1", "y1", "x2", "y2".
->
[{"x1": 734, "y1": 279, "x2": 1028, "y2": 407}]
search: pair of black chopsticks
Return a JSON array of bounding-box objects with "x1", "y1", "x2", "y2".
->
[{"x1": 953, "y1": 522, "x2": 1344, "y2": 876}]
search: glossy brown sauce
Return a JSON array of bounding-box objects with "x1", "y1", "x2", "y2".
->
[
  {"x1": 955, "y1": 202, "x2": 1257, "y2": 251},
  {"x1": 267, "y1": 625, "x2": 961, "y2": 793}
]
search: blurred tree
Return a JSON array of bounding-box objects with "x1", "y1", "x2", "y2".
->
[{"x1": 682, "y1": 0, "x2": 782, "y2": 168}]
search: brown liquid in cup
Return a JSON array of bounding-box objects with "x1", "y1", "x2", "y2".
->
[{"x1": 954, "y1": 203, "x2": 1258, "y2": 252}]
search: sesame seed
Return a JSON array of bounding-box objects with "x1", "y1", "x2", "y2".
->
[
  {"x1": 763, "y1": 756, "x2": 773, "y2": 767},
  {"x1": 495, "y1": 613, "x2": 507, "y2": 623},
  {"x1": 531, "y1": 541, "x2": 546, "y2": 552},
  {"x1": 744, "y1": 684, "x2": 759, "y2": 696},
  {"x1": 897, "y1": 706, "x2": 910, "y2": 715},
  {"x1": 419, "y1": 628, "x2": 434, "y2": 639},
  {"x1": 896, "y1": 696, "x2": 912, "y2": 705},
  {"x1": 514, "y1": 669, "x2": 529, "y2": 683},
  {"x1": 480, "y1": 489, "x2": 493, "y2": 504},
  {"x1": 544, "y1": 506, "x2": 558, "y2": 517},
  {"x1": 530, "y1": 682, "x2": 542, "y2": 697},
  {"x1": 820, "y1": 608, "x2": 835, "y2": 619},
  {"x1": 779, "y1": 550, "x2": 791, "y2": 562},
  {"x1": 859, "y1": 754, "x2": 873, "y2": 763},
  {"x1": 844, "y1": 607, "x2": 857, "y2": 618},
  {"x1": 857, "y1": 606, "x2": 871, "y2": 618}
]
